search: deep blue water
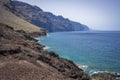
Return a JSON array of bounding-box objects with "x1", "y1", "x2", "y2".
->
[{"x1": 36, "y1": 31, "x2": 120, "y2": 74}]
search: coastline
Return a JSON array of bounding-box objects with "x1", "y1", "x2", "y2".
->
[
  {"x1": 0, "y1": 23, "x2": 91, "y2": 80},
  {"x1": 36, "y1": 32, "x2": 120, "y2": 80},
  {"x1": 36, "y1": 39, "x2": 120, "y2": 80}
]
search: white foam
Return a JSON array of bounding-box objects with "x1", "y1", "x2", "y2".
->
[
  {"x1": 35, "y1": 37, "x2": 41, "y2": 41},
  {"x1": 47, "y1": 34, "x2": 50, "y2": 37},
  {"x1": 77, "y1": 64, "x2": 88, "y2": 71},
  {"x1": 89, "y1": 70, "x2": 109, "y2": 75},
  {"x1": 46, "y1": 33, "x2": 51, "y2": 37},
  {"x1": 38, "y1": 41, "x2": 41, "y2": 43},
  {"x1": 43, "y1": 46, "x2": 51, "y2": 50}
]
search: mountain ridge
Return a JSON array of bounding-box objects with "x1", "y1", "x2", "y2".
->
[{"x1": 11, "y1": 0, "x2": 89, "y2": 32}]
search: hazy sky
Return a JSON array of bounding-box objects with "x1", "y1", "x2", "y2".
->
[{"x1": 17, "y1": 0, "x2": 120, "y2": 30}]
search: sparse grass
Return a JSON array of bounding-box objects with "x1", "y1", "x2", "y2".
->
[{"x1": 0, "y1": 5, "x2": 43, "y2": 32}]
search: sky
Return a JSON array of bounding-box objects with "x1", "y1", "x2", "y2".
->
[{"x1": 16, "y1": 0, "x2": 120, "y2": 30}]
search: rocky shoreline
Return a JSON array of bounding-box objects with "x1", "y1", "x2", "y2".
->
[
  {"x1": 1, "y1": 23, "x2": 120, "y2": 80},
  {"x1": 0, "y1": 0, "x2": 119, "y2": 80},
  {"x1": 36, "y1": 32, "x2": 120, "y2": 80},
  {"x1": 0, "y1": 23, "x2": 91, "y2": 80},
  {"x1": 91, "y1": 72, "x2": 120, "y2": 80}
]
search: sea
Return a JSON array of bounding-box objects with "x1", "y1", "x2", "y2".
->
[{"x1": 36, "y1": 31, "x2": 120, "y2": 75}]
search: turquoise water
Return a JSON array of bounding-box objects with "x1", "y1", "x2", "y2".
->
[{"x1": 36, "y1": 31, "x2": 120, "y2": 74}]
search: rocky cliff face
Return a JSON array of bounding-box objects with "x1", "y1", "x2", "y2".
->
[
  {"x1": 0, "y1": 23, "x2": 91, "y2": 80},
  {"x1": 11, "y1": 1, "x2": 89, "y2": 32}
]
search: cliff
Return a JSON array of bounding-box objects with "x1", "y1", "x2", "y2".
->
[{"x1": 11, "y1": 1, "x2": 89, "y2": 32}]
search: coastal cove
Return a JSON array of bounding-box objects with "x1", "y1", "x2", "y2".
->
[{"x1": 36, "y1": 31, "x2": 120, "y2": 75}]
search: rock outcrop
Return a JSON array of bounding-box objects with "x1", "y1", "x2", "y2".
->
[{"x1": 91, "y1": 72, "x2": 120, "y2": 80}]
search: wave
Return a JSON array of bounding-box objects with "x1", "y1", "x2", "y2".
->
[
  {"x1": 46, "y1": 33, "x2": 51, "y2": 37},
  {"x1": 76, "y1": 64, "x2": 117, "y2": 76},
  {"x1": 38, "y1": 40, "x2": 41, "y2": 43},
  {"x1": 47, "y1": 34, "x2": 50, "y2": 37},
  {"x1": 89, "y1": 70, "x2": 120, "y2": 76},
  {"x1": 43, "y1": 46, "x2": 51, "y2": 50},
  {"x1": 88, "y1": 70, "x2": 109, "y2": 75},
  {"x1": 34, "y1": 37, "x2": 39, "y2": 40},
  {"x1": 77, "y1": 64, "x2": 88, "y2": 71}
]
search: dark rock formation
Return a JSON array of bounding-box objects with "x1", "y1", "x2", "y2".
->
[
  {"x1": 0, "y1": 23, "x2": 91, "y2": 80},
  {"x1": 91, "y1": 72, "x2": 120, "y2": 80},
  {"x1": 11, "y1": 1, "x2": 89, "y2": 32}
]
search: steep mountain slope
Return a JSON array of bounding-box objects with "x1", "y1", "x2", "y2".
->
[
  {"x1": 11, "y1": 1, "x2": 89, "y2": 32},
  {"x1": 0, "y1": 0, "x2": 45, "y2": 33}
]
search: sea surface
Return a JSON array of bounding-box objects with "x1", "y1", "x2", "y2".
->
[{"x1": 36, "y1": 31, "x2": 120, "y2": 74}]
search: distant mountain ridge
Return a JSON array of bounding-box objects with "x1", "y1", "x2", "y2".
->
[{"x1": 11, "y1": 1, "x2": 89, "y2": 32}]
